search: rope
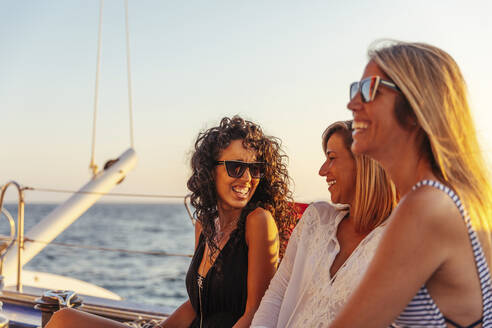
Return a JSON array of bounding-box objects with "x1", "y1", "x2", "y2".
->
[
  {"x1": 124, "y1": 0, "x2": 135, "y2": 149},
  {"x1": 90, "y1": 0, "x2": 136, "y2": 174},
  {"x1": 24, "y1": 186, "x2": 187, "y2": 200},
  {"x1": 90, "y1": 0, "x2": 105, "y2": 176}
]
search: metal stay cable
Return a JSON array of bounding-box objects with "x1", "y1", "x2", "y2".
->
[
  {"x1": 124, "y1": 0, "x2": 135, "y2": 149},
  {"x1": 0, "y1": 236, "x2": 191, "y2": 258},
  {"x1": 26, "y1": 238, "x2": 192, "y2": 258},
  {"x1": 89, "y1": 0, "x2": 136, "y2": 175},
  {"x1": 22, "y1": 186, "x2": 197, "y2": 224},
  {"x1": 89, "y1": 0, "x2": 104, "y2": 176},
  {"x1": 24, "y1": 186, "x2": 186, "y2": 200}
]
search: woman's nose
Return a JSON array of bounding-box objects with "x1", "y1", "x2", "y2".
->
[
  {"x1": 239, "y1": 167, "x2": 252, "y2": 181},
  {"x1": 347, "y1": 94, "x2": 362, "y2": 114},
  {"x1": 319, "y1": 161, "x2": 328, "y2": 177}
]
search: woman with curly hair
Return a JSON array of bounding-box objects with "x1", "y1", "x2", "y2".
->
[
  {"x1": 46, "y1": 115, "x2": 296, "y2": 328},
  {"x1": 170, "y1": 115, "x2": 297, "y2": 328}
]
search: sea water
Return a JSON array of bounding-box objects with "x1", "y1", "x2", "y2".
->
[{"x1": 1, "y1": 203, "x2": 195, "y2": 309}]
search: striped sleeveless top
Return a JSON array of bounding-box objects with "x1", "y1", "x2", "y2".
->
[{"x1": 390, "y1": 180, "x2": 492, "y2": 328}]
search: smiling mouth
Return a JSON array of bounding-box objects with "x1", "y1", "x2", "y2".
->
[
  {"x1": 327, "y1": 180, "x2": 336, "y2": 188},
  {"x1": 353, "y1": 121, "x2": 368, "y2": 131},
  {"x1": 232, "y1": 185, "x2": 250, "y2": 197}
]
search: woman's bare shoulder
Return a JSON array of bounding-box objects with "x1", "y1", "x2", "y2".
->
[
  {"x1": 245, "y1": 207, "x2": 276, "y2": 228},
  {"x1": 401, "y1": 186, "x2": 461, "y2": 221},
  {"x1": 245, "y1": 207, "x2": 278, "y2": 244},
  {"x1": 390, "y1": 185, "x2": 464, "y2": 243}
]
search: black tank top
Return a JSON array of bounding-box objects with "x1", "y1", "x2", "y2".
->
[{"x1": 185, "y1": 227, "x2": 248, "y2": 328}]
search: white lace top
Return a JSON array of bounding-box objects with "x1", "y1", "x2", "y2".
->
[{"x1": 251, "y1": 201, "x2": 387, "y2": 328}]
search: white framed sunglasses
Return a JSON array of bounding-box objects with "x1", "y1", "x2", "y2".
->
[{"x1": 350, "y1": 75, "x2": 400, "y2": 103}]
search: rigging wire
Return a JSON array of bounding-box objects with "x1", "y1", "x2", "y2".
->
[
  {"x1": 89, "y1": 0, "x2": 104, "y2": 177},
  {"x1": 125, "y1": 0, "x2": 135, "y2": 149},
  {"x1": 89, "y1": 0, "x2": 136, "y2": 175},
  {"x1": 22, "y1": 186, "x2": 196, "y2": 224},
  {"x1": 0, "y1": 185, "x2": 194, "y2": 259},
  {"x1": 25, "y1": 238, "x2": 192, "y2": 258},
  {"x1": 24, "y1": 186, "x2": 186, "y2": 200},
  {"x1": 0, "y1": 236, "x2": 191, "y2": 258}
]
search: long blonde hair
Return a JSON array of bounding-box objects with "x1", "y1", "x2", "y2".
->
[
  {"x1": 322, "y1": 121, "x2": 398, "y2": 233},
  {"x1": 369, "y1": 40, "x2": 492, "y2": 265}
]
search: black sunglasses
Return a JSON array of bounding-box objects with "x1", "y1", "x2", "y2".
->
[
  {"x1": 350, "y1": 76, "x2": 400, "y2": 103},
  {"x1": 215, "y1": 160, "x2": 265, "y2": 179}
]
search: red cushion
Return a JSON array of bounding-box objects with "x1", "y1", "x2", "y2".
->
[{"x1": 293, "y1": 202, "x2": 309, "y2": 216}]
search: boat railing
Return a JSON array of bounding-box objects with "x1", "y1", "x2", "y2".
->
[
  {"x1": 0, "y1": 235, "x2": 192, "y2": 259},
  {"x1": 0, "y1": 208, "x2": 16, "y2": 271},
  {"x1": 0, "y1": 181, "x2": 27, "y2": 292},
  {"x1": 0, "y1": 183, "x2": 189, "y2": 324},
  {"x1": 0, "y1": 185, "x2": 195, "y2": 261},
  {"x1": 23, "y1": 185, "x2": 197, "y2": 226}
]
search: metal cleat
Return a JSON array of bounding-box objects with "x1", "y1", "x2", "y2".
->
[{"x1": 34, "y1": 290, "x2": 83, "y2": 327}]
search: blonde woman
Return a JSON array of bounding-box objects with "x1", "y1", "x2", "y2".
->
[
  {"x1": 251, "y1": 120, "x2": 397, "y2": 327},
  {"x1": 330, "y1": 41, "x2": 492, "y2": 328}
]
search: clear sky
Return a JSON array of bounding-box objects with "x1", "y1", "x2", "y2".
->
[{"x1": 1, "y1": 0, "x2": 492, "y2": 203}]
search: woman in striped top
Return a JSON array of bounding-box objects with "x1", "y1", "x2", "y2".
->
[{"x1": 329, "y1": 41, "x2": 492, "y2": 327}]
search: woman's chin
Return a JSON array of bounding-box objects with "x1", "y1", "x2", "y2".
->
[
  {"x1": 218, "y1": 198, "x2": 249, "y2": 212},
  {"x1": 351, "y1": 140, "x2": 368, "y2": 156},
  {"x1": 329, "y1": 194, "x2": 338, "y2": 204}
]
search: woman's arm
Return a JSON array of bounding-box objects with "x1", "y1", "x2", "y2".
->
[
  {"x1": 232, "y1": 208, "x2": 279, "y2": 328},
  {"x1": 46, "y1": 308, "x2": 129, "y2": 328},
  {"x1": 250, "y1": 207, "x2": 302, "y2": 328},
  {"x1": 158, "y1": 300, "x2": 196, "y2": 328},
  {"x1": 329, "y1": 188, "x2": 461, "y2": 327}
]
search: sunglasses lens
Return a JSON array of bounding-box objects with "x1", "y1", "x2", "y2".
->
[
  {"x1": 222, "y1": 161, "x2": 265, "y2": 179},
  {"x1": 360, "y1": 79, "x2": 372, "y2": 102},
  {"x1": 349, "y1": 82, "x2": 359, "y2": 100},
  {"x1": 249, "y1": 163, "x2": 264, "y2": 179},
  {"x1": 225, "y1": 161, "x2": 246, "y2": 178},
  {"x1": 350, "y1": 77, "x2": 381, "y2": 103}
]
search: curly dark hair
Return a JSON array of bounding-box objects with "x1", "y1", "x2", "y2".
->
[{"x1": 187, "y1": 115, "x2": 297, "y2": 263}]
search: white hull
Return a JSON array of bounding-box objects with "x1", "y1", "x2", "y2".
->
[{"x1": 4, "y1": 270, "x2": 121, "y2": 300}]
